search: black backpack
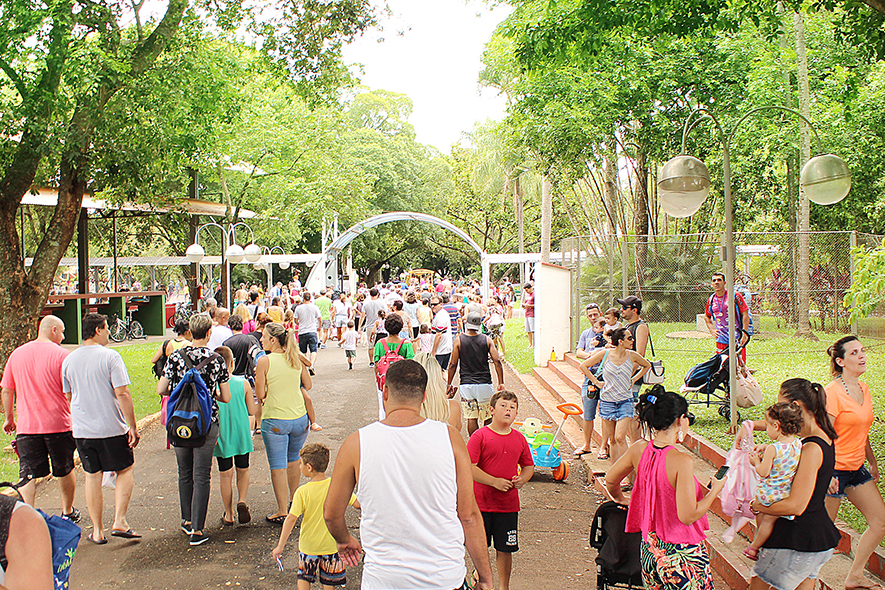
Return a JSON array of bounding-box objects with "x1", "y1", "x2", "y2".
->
[{"x1": 152, "y1": 339, "x2": 172, "y2": 379}]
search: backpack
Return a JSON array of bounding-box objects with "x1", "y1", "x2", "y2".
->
[
  {"x1": 708, "y1": 291, "x2": 754, "y2": 336},
  {"x1": 0, "y1": 479, "x2": 81, "y2": 589},
  {"x1": 720, "y1": 421, "x2": 759, "y2": 543},
  {"x1": 152, "y1": 339, "x2": 172, "y2": 379},
  {"x1": 166, "y1": 352, "x2": 217, "y2": 447},
  {"x1": 375, "y1": 340, "x2": 406, "y2": 390}
]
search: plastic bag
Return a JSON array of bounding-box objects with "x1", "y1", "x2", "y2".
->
[
  {"x1": 720, "y1": 421, "x2": 758, "y2": 543},
  {"x1": 735, "y1": 372, "x2": 763, "y2": 408}
]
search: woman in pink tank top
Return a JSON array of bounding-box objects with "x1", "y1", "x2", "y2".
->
[{"x1": 606, "y1": 385, "x2": 726, "y2": 590}]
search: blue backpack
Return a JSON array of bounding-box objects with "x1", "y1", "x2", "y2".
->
[{"x1": 166, "y1": 353, "x2": 217, "y2": 447}]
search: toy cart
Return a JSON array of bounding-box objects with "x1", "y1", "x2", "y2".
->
[{"x1": 517, "y1": 403, "x2": 583, "y2": 481}]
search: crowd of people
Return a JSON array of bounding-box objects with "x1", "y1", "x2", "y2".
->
[{"x1": 2, "y1": 269, "x2": 884, "y2": 590}]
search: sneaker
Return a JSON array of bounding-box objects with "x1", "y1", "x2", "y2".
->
[
  {"x1": 189, "y1": 531, "x2": 210, "y2": 546},
  {"x1": 308, "y1": 368, "x2": 315, "y2": 376},
  {"x1": 369, "y1": 362, "x2": 374, "y2": 367},
  {"x1": 319, "y1": 343, "x2": 326, "y2": 349},
  {"x1": 61, "y1": 507, "x2": 81, "y2": 523},
  {"x1": 180, "y1": 520, "x2": 193, "y2": 535}
]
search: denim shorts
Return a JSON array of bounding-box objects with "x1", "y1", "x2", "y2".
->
[
  {"x1": 827, "y1": 465, "x2": 874, "y2": 498},
  {"x1": 299, "y1": 331, "x2": 318, "y2": 354},
  {"x1": 261, "y1": 415, "x2": 310, "y2": 470},
  {"x1": 580, "y1": 378, "x2": 599, "y2": 421},
  {"x1": 599, "y1": 398, "x2": 635, "y2": 421},
  {"x1": 754, "y1": 547, "x2": 833, "y2": 590}
]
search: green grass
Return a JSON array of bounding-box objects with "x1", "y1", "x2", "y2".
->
[
  {"x1": 0, "y1": 341, "x2": 162, "y2": 482},
  {"x1": 505, "y1": 314, "x2": 885, "y2": 540}
]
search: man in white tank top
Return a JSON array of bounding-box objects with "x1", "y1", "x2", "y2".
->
[{"x1": 325, "y1": 360, "x2": 494, "y2": 590}]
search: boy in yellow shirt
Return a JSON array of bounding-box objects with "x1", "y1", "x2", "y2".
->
[{"x1": 272, "y1": 443, "x2": 358, "y2": 589}]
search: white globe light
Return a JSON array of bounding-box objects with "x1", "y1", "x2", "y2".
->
[
  {"x1": 185, "y1": 243, "x2": 205, "y2": 263},
  {"x1": 657, "y1": 155, "x2": 712, "y2": 218},
  {"x1": 226, "y1": 244, "x2": 245, "y2": 264},
  {"x1": 253, "y1": 262, "x2": 264, "y2": 270},
  {"x1": 244, "y1": 243, "x2": 262, "y2": 263},
  {"x1": 279, "y1": 261, "x2": 290, "y2": 270},
  {"x1": 800, "y1": 154, "x2": 852, "y2": 205}
]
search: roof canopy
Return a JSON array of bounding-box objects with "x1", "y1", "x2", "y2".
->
[{"x1": 22, "y1": 188, "x2": 256, "y2": 218}]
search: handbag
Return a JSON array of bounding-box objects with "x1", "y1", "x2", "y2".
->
[
  {"x1": 734, "y1": 371, "x2": 763, "y2": 408},
  {"x1": 641, "y1": 331, "x2": 666, "y2": 385},
  {"x1": 585, "y1": 350, "x2": 608, "y2": 400}
]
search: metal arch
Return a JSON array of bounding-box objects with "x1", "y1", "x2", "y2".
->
[
  {"x1": 326, "y1": 212, "x2": 485, "y2": 258},
  {"x1": 304, "y1": 211, "x2": 489, "y2": 294}
]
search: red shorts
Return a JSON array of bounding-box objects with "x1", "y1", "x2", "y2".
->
[{"x1": 715, "y1": 342, "x2": 746, "y2": 365}]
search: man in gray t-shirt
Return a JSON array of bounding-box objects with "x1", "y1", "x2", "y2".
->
[
  {"x1": 62, "y1": 313, "x2": 140, "y2": 543},
  {"x1": 294, "y1": 291, "x2": 322, "y2": 370}
]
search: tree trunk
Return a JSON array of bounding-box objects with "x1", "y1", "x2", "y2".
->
[
  {"x1": 540, "y1": 176, "x2": 553, "y2": 263},
  {"x1": 603, "y1": 153, "x2": 618, "y2": 234},
  {"x1": 513, "y1": 175, "x2": 525, "y2": 285},
  {"x1": 794, "y1": 9, "x2": 817, "y2": 340},
  {"x1": 633, "y1": 148, "x2": 650, "y2": 269}
]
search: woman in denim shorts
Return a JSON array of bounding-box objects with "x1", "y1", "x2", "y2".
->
[
  {"x1": 740, "y1": 379, "x2": 841, "y2": 590},
  {"x1": 580, "y1": 328, "x2": 650, "y2": 466},
  {"x1": 823, "y1": 336, "x2": 885, "y2": 590}
]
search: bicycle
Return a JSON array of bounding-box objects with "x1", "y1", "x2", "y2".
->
[
  {"x1": 109, "y1": 307, "x2": 146, "y2": 342},
  {"x1": 167, "y1": 301, "x2": 194, "y2": 328}
]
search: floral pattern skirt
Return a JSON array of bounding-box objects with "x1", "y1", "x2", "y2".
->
[{"x1": 640, "y1": 531, "x2": 713, "y2": 590}]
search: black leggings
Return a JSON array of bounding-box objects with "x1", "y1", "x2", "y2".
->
[{"x1": 216, "y1": 453, "x2": 250, "y2": 472}]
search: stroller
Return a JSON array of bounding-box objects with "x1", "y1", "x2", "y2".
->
[
  {"x1": 680, "y1": 330, "x2": 751, "y2": 422},
  {"x1": 589, "y1": 501, "x2": 642, "y2": 590}
]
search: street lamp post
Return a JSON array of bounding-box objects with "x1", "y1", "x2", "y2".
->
[
  {"x1": 260, "y1": 246, "x2": 287, "y2": 293},
  {"x1": 186, "y1": 222, "x2": 260, "y2": 309},
  {"x1": 657, "y1": 106, "x2": 852, "y2": 433}
]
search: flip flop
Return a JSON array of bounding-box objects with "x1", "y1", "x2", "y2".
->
[
  {"x1": 87, "y1": 535, "x2": 108, "y2": 545},
  {"x1": 265, "y1": 514, "x2": 286, "y2": 525},
  {"x1": 110, "y1": 528, "x2": 142, "y2": 539},
  {"x1": 743, "y1": 547, "x2": 759, "y2": 561},
  {"x1": 573, "y1": 449, "x2": 591, "y2": 457},
  {"x1": 597, "y1": 452, "x2": 610, "y2": 460},
  {"x1": 237, "y1": 502, "x2": 251, "y2": 524}
]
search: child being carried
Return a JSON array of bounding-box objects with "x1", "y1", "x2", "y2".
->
[{"x1": 743, "y1": 402, "x2": 804, "y2": 561}]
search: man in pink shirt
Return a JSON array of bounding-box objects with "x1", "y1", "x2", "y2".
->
[{"x1": 1, "y1": 315, "x2": 78, "y2": 520}]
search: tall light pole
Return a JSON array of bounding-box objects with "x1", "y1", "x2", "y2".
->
[
  {"x1": 657, "y1": 106, "x2": 851, "y2": 433},
  {"x1": 186, "y1": 222, "x2": 260, "y2": 308},
  {"x1": 258, "y1": 246, "x2": 287, "y2": 293}
]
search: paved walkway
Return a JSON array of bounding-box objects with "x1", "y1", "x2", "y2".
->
[{"x1": 37, "y1": 343, "x2": 602, "y2": 589}]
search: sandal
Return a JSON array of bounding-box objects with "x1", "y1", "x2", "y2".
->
[
  {"x1": 265, "y1": 514, "x2": 286, "y2": 525},
  {"x1": 597, "y1": 452, "x2": 610, "y2": 460},
  {"x1": 573, "y1": 448, "x2": 591, "y2": 457},
  {"x1": 743, "y1": 547, "x2": 759, "y2": 561}
]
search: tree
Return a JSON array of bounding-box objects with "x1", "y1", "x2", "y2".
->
[{"x1": 0, "y1": 0, "x2": 377, "y2": 366}]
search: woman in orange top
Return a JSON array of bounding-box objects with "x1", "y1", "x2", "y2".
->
[{"x1": 824, "y1": 335, "x2": 885, "y2": 590}]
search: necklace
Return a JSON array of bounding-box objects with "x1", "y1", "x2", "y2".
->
[{"x1": 839, "y1": 374, "x2": 860, "y2": 401}]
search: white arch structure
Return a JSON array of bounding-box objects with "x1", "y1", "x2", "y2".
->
[{"x1": 304, "y1": 211, "x2": 491, "y2": 295}]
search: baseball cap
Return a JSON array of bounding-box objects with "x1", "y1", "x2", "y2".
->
[
  {"x1": 617, "y1": 295, "x2": 642, "y2": 311},
  {"x1": 465, "y1": 312, "x2": 483, "y2": 331}
]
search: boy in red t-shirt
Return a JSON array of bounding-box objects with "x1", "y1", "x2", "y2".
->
[{"x1": 467, "y1": 390, "x2": 534, "y2": 590}]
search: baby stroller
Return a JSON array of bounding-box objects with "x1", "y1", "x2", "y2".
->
[
  {"x1": 680, "y1": 330, "x2": 751, "y2": 422},
  {"x1": 589, "y1": 501, "x2": 642, "y2": 590}
]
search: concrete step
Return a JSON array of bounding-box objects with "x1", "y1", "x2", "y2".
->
[{"x1": 520, "y1": 362, "x2": 885, "y2": 590}]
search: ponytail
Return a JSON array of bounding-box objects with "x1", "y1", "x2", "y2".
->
[
  {"x1": 636, "y1": 384, "x2": 689, "y2": 433},
  {"x1": 265, "y1": 323, "x2": 302, "y2": 371},
  {"x1": 780, "y1": 378, "x2": 838, "y2": 441}
]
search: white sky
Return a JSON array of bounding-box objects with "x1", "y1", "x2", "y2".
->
[{"x1": 342, "y1": 0, "x2": 512, "y2": 153}]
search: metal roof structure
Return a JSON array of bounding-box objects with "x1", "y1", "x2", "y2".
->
[{"x1": 21, "y1": 188, "x2": 257, "y2": 218}]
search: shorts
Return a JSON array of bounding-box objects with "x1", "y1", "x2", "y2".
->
[
  {"x1": 216, "y1": 453, "x2": 249, "y2": 471},
  {"x1": 345, "y1": 349, "x2": 356, "y2": 358},
  {"x1": 640, "y1": 531, "x2": 713, "y2": 590},
  {"x1": 334, "y1": 317, "x2": 348, "y2": 328},
  {"x1": 459, "y1": 383, "x2": 494, "y2": 403},
  {"x1": 16, "y1": 432, "x2": 77, "y2": 480},
  {"x1": 524, "y1": 317, "x2": 535, "y2": 333},
  {"x1": 261, "y1": 415, "x2": 310, "y2": 470},
  {"x1": 580, "y1": 380, "x2": 599, "y2": 421},
  {"x1": 827, "y1": 465, "x2": 874, "y2": 498},
  {"x1": 298, "y1": 332, "x2": 318, "y2": 354},
  {"x1": 298, "y1": 552, "x2": 346, "y2": 586},
  {"x1": 321, "y1": 320, "x2": 332, "y2": 330},
  {"x1": 599, "y1": 398, "x2": 635, "y2": 421},
  {"x1": 75, "y1": 434, "x2": 134, "y2": 474},
  {"x1": 436, "y1": 353, "x2": 451, "y2": 371},
  {"x1": 462, "y1": 399, "x2": 492, "y2": 423},
  {"x1": 754, "y1": 547, "x2": 833, "y2": 590},
  {"x1": 482, "y1": 511, "x2": 519, "y2": 553}
]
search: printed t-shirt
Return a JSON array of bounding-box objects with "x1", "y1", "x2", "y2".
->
[
  {"x1": 163, "y1": 346, "x2": 230, "y2": 423},
  {"x1": 467, "y1": 427, "x2": 534, "y2": 513},
  {"x1": 825, "y1": 380, "x2": 874, "y2": 471},
  {"x1": 373, "y1": 339, "x2": 415, "y2": 363},
  {"x1": 315, "y1": 296, "x2": 332, "y2": 321},
  {"x1": 289, "y1": 477, "x2": 356, "y2": 555},
  {"x1": 431, "y1": 309, "x2": 453, "y2": 355},
  {"x1": 705, "y1": 290, "x2": 748, "y2": 345},
  {"x1": 0, "y1": 341, "x2": 71, "y2": 434},
  {"x1": 62, "y1": 345, "x2": 131, "y2": 439}
]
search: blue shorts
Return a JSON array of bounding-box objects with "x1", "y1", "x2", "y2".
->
[
  {"x1": 827, "y1": 465, "x2": 874, "y2": 498},
  {"x1": 298, "y1": 332, "x2": 318, "y2": 354},
  {"x1": 599, "y1": 399, "x2": 635, "y2": 421},
  {"x1": 580, "y1": 378, "x2": 599, "y2": 421},
  {"x1": 754, "y1": 548, "x2": 832, "y2": 590},
  {"x1": 261, "y1": 415, "x2": 310, "y2": 470}
]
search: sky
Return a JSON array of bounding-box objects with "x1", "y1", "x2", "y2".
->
[{"x1": 342, "y1": 0, "x2": 513, "y2": 153}]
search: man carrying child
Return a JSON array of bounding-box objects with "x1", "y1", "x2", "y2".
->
[{"x1": 467, "y1": 390, "x2": 534, "y2": 590}]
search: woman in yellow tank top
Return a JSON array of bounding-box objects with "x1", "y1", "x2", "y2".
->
[{"x1": 254, "y1": 323, "x2": 321, "y2": 523}]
